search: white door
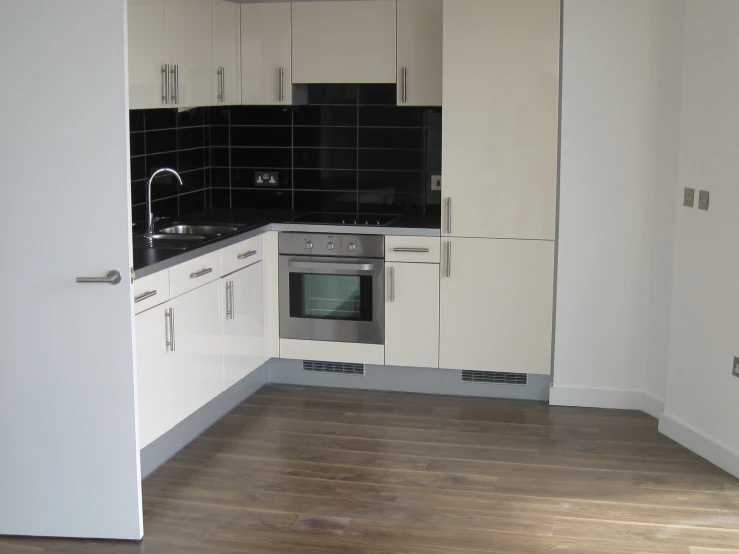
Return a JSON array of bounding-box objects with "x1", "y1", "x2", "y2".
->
[
  {"x1": 439, "y1": 238, "x2": 555, "y2": 375},
  {"x1": 223, "y1": 262, "x2": 265, "y2": 389},
  {"x1": 291, "y1": 0, "x2": 397, "y2": 84},
  {"x1": 135, "y1": 305, "x2": 175, "y2": 448},
  {"x1": 170, "y1": 281, "x2": 224, "y2": 423},
  {"x1": 213, "y1": 0, "x2": 242, "y2": 106},
  {"x1": 442, "y1": 0, "x2": 560, "y2": 240},
  {"x1": 0, "y1": 0, "x2": 142, "y2": 540},
  {"x1": 385, "y1": 262, "x2": 440, "y2": 368},
  {"x1": 241, "y1": 2, "x2": 292, "y2": 105},
  {"x1": 128, "y1": 0, "x2": 167, "y2": 110},
  {"x1": 397, "y1": 0, "x2": 443, "y2": 106},
  {"x1": 165, "y1": 0, "x2": 214, "y2": 107}
]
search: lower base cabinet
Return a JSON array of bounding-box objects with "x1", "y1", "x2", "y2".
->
[
  {"x1": 170, "y1": 280, "x2": 224, "y2": 424},
  {"x1": 439, "y1": 237, "x2": 555, "y2": 375},
  {"x1": 385, "y1": 262, "x2": 440, "y2": 368}
]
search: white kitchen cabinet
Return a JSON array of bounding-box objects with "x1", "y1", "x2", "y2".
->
[
  {"x1": 439, "y1": 238, "x2": 554, "y2": 375},
  {"x1": 213, "y1": 0, "x2": 241, "y2": 106},
  {"x1": 135, "y1": 304, "x2": 174, "y2": 448},
  {"x1": 385, "y1": 262, "x2": 440, "y2": 369},
  {"x1": 223, "y1": 261, "x2": 265, "y2": 389},
  {"x1": 241, "y1": 2, "x2": 292, "y2": 105},
  {"x1": 291, "y1": 1, "x2": 396, "y2": 84},
  {"x1": 128, "y1": 0, "x2": 167, "y2": 110},
  {"x1": 165, "y1": 0, "x2": 214, "y2": 108},
  {"x1": 397, "y1": 0, "x2": 443, "y2": 106},
  {"x1": 442, "y1": 0, "x2": 560, "y2": 240},
  {"x1": 170, "y1": 280, "x2": 224, "y2": 423}
]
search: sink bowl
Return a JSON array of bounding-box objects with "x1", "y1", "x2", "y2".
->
[
  {"x1": 133, "y1": 234, "x2": 206, "y2": 250},
  {"x1": 158, "y1": 224, "x2": 239, "y2": 236}
]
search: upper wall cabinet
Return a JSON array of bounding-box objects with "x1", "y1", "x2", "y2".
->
[
  {"x1": 397, "y1": 0, "x2": 442, "y2": 107},
  {"x1": 241, "y1": 2, "x2": 292, "y2": 105},
  {"x1": 213, "y1": 0, "x2": 241, "y2": 106},
  {"x1": 441, "y1": 0, "x2": 560, "y2": 240},
  {"x1": 127, "y1": 0, "x2": 213, "y2": 109},
  {"x1": 292, "y1": 1, "x2": 397, "y2": 84}
]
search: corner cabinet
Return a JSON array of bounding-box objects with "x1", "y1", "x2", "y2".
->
[
  {"x1": 441, "y1": 0, "x2": 560, "y2": 240},
  {"x1": 396, "y1": 0, "x2": 443, "y2": 106},
  {"x1": 439, "y1": 238, "x2": 554, "y2": 375},
  {"x1": 128, "y1": 0, "x2": 167, "y2": 110},
  {"x1": 213, "y1": 0, "x2": 242, "y2": 106},
  {"x1": 241, "y1": 2, "x2": 292, "y2": 105}
]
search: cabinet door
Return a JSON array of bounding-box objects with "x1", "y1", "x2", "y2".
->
[
  {"x1": 241, "y1": 2, "x2": 292, "y2": 105},
  {"x1": 223, "y1": 261, "x2": 265, "y2": 389},
  {"x1": 442, "y1": 0, "x2": 560, "y2": 240},
  {"x1": 292, "y1": 1, "x2": 396, "y2": 84},
  {"x1": 213, "y1": 0, "x2": 241, "y2": 106},
  {"x1": 397, "y1": 0, "x2": 442, "y2": 107},
  {"x1": 170, "y1": 280, "x2": 224, "y2": 423},
  {"x1": 385, "y1": 262, "x2": 440, "y2": 368},
  {"x1": 439, "y1": 238, "x2": 554, "y2": 375},
  {"x1": 135, "y1": 304, "x2": 174, "y2": 448},
  {"x1": 128, "y1": 0, "x2": 167, "y2": 110},
  {"x1": 165, "y1": 0, "x2": 213, "y2": 107}
]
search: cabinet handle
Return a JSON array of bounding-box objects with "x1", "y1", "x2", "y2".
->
[
  {"x1": 189, "y1": 268, "x2": 213, "y2": 279},
  {"x1": 225, "y1": 281, "x2": 233, "y2": 319},
  {"x1": 392, "y1": 247, "x2": 429, "y2": 253},
  {"x1": 278, "y1": 67, "x2": 284, "y2": 102},
  {"x1": 134, "y1": 290, "x2": 157, "y2": 303},
  {"x1": 161, "y1": 64, "x2": 170, "y2": 105},
  {"x1": 217, "y1": 66, "x2": 225, "y2": 103},
  {"x1": 446, "y1": 242, "x2": 452, "y2": 278},
  {"x1": 238, "y1": 250, "x2": 257, "y2": 260},
  {"x1": 401, "y1": 66, "x2": 408, "y2": 103},
  {"x1": 446, "y1": 197, "x2": 452, "y2": 235},
  {"x1": 389, "y1": 266, "x2": 395, "y2": 303},
  {"x1": 170, "y1": 64, "x2": 179, "y2": 104},
  {"x1": 165, "y1": 307, "x2": 175, "y2": 352},
  {"x1": 230, "y1": 280, "x2": 235, "y2": 319},
  {"x1": 76, "y1": 270, "x2": 122, "y2": 285}
]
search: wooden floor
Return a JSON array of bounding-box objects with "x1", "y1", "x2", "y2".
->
[{"x1": 3, "y1": 384, "x2": 739, "y2": 554}]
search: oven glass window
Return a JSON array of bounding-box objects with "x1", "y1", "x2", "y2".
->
[{"x1": 289, "y1": 273, "x2": 373, "y2": 321}]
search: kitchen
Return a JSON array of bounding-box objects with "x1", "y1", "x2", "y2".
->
[{"x1": 2, "y1": 0, "x2": 739, "y2": 552}]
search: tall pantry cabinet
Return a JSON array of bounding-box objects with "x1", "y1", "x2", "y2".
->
[{"x1": 439, "y1": 0, "x2": 560, "y2": 376}]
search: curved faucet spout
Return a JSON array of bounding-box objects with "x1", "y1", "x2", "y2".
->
[{"x1": 145, "y1": 168, "x2": 183, "y2": 236}]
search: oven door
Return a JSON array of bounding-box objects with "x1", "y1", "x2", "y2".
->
[{"x1": 279, "y1": 255, "x2": 385, "y2": 345}]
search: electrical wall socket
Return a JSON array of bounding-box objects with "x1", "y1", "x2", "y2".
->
[
  {"x1": 733, "y1": 357, "x2": 739, "y2": 379},
  {"x1": 430, "y1": 174, "x2": 442, "y2": 191},
  {"x1": 699, "y1": 190, "x2": 710, "y2": 211},
  {"x1": 683, "y1": 187, "x2": 695, "y2": 207}
]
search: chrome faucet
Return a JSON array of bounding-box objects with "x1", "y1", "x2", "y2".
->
[{"x1": 145, "y1": 168, "x2": 183, "y2": 236}]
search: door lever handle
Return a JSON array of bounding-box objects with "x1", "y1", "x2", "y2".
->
[{"x1": 76, "y1": 270, "x2": 122, "y2": 285}]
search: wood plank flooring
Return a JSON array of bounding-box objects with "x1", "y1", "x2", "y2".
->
[{"x1": 3, "y1": 384, "x2": 739, "y2": 553}]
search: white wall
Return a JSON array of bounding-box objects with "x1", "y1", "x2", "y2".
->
[
  {"x1": 552, "y1": 0, "x2": 684, "y2": 412},
  {"x1": 660, "y1": 0, "x2": 739, "y2": 476}
]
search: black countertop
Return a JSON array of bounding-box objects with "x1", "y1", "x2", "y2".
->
[{"x1": 132, "y1": 210, "x2": 441, "y2": 277}]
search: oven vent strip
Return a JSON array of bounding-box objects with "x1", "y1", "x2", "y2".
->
[
  {"x1": 461, "y1": 370, "x2": 528, "y2": 386},
  {"x1": 303, "y1": 360, "x2": 365, "y2": 376}
]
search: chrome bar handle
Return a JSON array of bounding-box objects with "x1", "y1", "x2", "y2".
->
[
  {"x1": 161, "y1": 64, "x2": 170, "y2": 105},
  {"x1": 230, "y1": 280, "x2": 235, "y2": 319},
  {"x1": 446, "y1": 242, "x2": 451, "y2": 278},
  {"x1": 190, "y1": 268, "x2": 213, "y2": 279},
  {"x1": 134, "y1": 290, "x2": 157, "y2": 303},
  {"x1": 165, "y1": 308, "x2": 175, "y2": 352},
  {"x1": 76, "y1": 270, "x2": 122, "y2": 285},
  {"x1": 238, "y1": 250, "x2": 257, "y2": 260},
  {"x1": 170, "y1": 65, "x2": 176, "y2": 103},
  {"x1": 278, "y1": 67, "x2": 284, "y2": 102},
  {"x1": 392, "y1": 247, "x2": 430, "y2": 253},
  {"x1": 446, "y1": 197, "x2": 452, "y2": 235},
  {"x1": 402, "y1": 67, "x2": 408, "y2": 103},
  {"x1": 225, "y1": 281, "x2": 233, "y2": 319},
  {"x1": 389, "y1": 266, "x2": 395, "y2": 303},
  {"x1": 175, "y1": 64, "x2": 180, "y2": 104},
  {"x1": 217, "y1": 67, "x2": 224, "y2": 103}
]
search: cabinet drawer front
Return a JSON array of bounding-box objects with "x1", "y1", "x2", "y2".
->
[
  {"x1": 385, "y1": 236, "x2": 441, "y2": 263},
  {"x1": 133, "y1": 270, "x2": 170, "y2": 314},
  {"x1": 221, "y1": 235, "x2": 264, "y2": 276},
  {"x1": 170, "y1": 251, "x2": 223, "y2": 298}
]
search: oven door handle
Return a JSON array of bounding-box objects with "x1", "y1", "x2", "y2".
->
[{"x1": 287, "y1": 260, "x2": 376, "y2": 272}]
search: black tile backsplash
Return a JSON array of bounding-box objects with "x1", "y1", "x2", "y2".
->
[{"x1": 129, "y1": 85, "x2": 441, "y2": 218}]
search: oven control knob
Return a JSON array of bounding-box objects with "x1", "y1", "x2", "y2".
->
[
  {"x1": 305, "y1": 241, "x2": 313, "y2": 250},
  {"x1": 327, "y1": 242, "x2": 335, "y2": 250},
  {"x1": 348, "y1": 243, "x2": 356, "y2": 251}
]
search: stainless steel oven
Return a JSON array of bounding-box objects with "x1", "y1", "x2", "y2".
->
[{"x1": 279, "y1": 233, "x2": 385, "y2": 345}]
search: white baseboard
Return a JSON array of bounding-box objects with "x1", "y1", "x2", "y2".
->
[
  {"x1": 549, "y1": 385, "x2": 664, "y2": 418},
  {"x1": 641, "y1": 391, "x2": 665, "y2": 419},
  {"x1": 659, "y1": 412, "x2": 739, "y2": 479}
]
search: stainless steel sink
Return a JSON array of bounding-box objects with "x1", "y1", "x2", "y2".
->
[
  {"x1": 132, "y1": 234, "x2": 206, "y2": 250},
  {"x1": 158, "y1": 224, "x2": 239, "y2": 236}
]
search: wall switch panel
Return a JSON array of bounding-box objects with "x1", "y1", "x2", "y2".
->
[
  {"x1": 255, "y1": 171, "x2": 279, "y2": 187},
  {"x1": 733, "y1": 357, "x2": 739, "y2": 379},
  {"x1": 430, "y1": 174, "x2": 442, "y2": 191},
  {"x1": 683, "y1": 187, "x2": 695, "y2": 207},
  {"x1": 699, "y1": 190, "x2": 710, "y2": 211}
]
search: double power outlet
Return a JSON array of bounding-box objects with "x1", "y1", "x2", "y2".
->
[{"x1": 684, "y1": 187, "x2": 710, "y2": 210}]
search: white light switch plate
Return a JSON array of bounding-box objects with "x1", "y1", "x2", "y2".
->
[{"x1": 430, "y1": 174, "x2": 442, "y2": 191}]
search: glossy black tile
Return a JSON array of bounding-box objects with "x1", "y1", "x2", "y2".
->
[
  {"x1": 130, "y1": 132, "x2": 145, "y2": 157},
  {"x1": 294, "y1": 190, "x2": 358, "y2": 213},
  {"x1": 293, "y1": 169, "x2": 357, "y2": 191},
  {"x1": 130, "y1": 156, "x2": 146, "y2": 182},
  {"x1": 304, "y1": 84, "x2": 358, "y2": 105},
  {"x1": 210, "y1": 106, "x2": 230, "y2": 126},
  {"x1": 178, "y1": 148, "x2": 205, "y2": 172},
  {"x1": 131, "y1": 203, "x2": 146, "y2": 224},
  {"x1": 150, "y1": 196, "x2": 178, "y2": 219},
  {"x1": 231, "y1": 189, "x2": 292, "y2": 210},
  {"x1": 231, "y1": 168, "x2": 291, "y2": 189},
  {"x1": 145, "y1": 109, "x2": 177, "y2": 131},
  {"x1": 231, "y1": 126, "x2": 292, "y2": 147},
  {"x1": 294, "y1": 148, "x2": 357, "y2": 170},
  {"x1": 178, "y1": 127, "x2": 205, "y2": 149},
  {"x1": 293, "y1": 105, "x2": 357, "y2": 127},
  {"x1": 359, "y1": 149, "x2": 424, "y2": 171},
  {"x1": 210, "y1": 146, "x2": 230, "y2": 167},
  {"x1": 358, "y1": 106, "x2": 427, "y2": 127},
  {"x1": 129, "y1": 110, "x2": 145, "y2": 133},
  {"x1": 231, "y1": 147, "x2": 291, "y2": 168},
  {"x1": 358, "y1": 84, "x2": 396, "y2": 105},
  {"x1": 211, "y1": 167, "x2": 230, "y2": 187},
  {"x1": 210, "y1": 187, "x2": 232, "y2": 209},
  {"x1": 425, "y1": 149, "x2": 442, "y2": 173},
  {"x1": 425, "y1": 108, "x2": 442, "y2": 128},
  {"x1": 359, "y1": 191, "x2": 425, "y2": 214},
  {"x1": 177, "y1": 108, "x2": 204, "y2": 128},
  {"x1": 358, "y1": 170, "x2": 424, "y2": 193},
  {"x1": 230, "y1": 106, "x2": 292, "y2": 126},
  {"x1": 146, "y1": 129, "x2": 177, "y2": 154},
  {"x1": 145, "y1": 151, "x2": 177, "y2": 176},
  {"x1": 294, "y1": 126, "x2": 357, "y2": 148},
  {"x1": 359, "y1": 128, "x2": 424, "y2": 149},
  {"x1": 130, "y1": 179, "x2": 146, "y2": 206},
  {"x1": 210, "y1": 126, "x2": 229, "y2": 147},
  {"x1": 426, "y1": 127, "x2": 442, "y2": 151},
  {"x1": 178, "y1": 189, "x2": 207, "y2": 214}
]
